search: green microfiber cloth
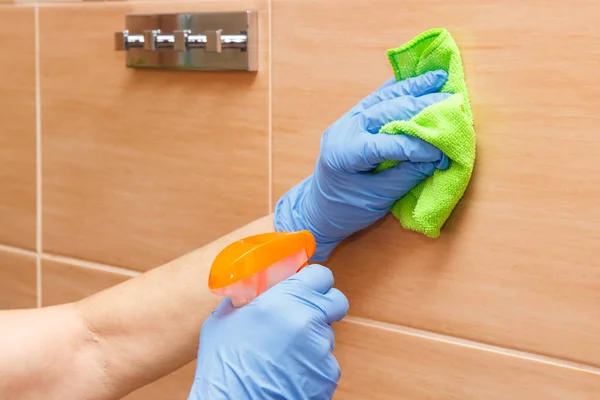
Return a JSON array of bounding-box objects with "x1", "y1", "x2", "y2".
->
[{"x1": 374, "y1": 28, "x2": 476, "y2": 238}]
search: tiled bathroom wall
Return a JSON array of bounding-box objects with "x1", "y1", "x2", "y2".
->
[{"x1": 1, "y1": 0, "x2": 600, "y2": 398}]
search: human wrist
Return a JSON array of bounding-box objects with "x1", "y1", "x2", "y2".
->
[{"x1": 274, "y1": 176, "x2": 342, "y2": 261}]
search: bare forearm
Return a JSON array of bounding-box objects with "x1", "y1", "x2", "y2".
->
[
  {"x1": 0, "y1": 214, "x2": 275, "y2": 400},
  {"x1": 78, "y1": 214, "x2": 275, "y2": 397},
  {"x1": 0, "y1": 305, "x2": 105, "y2": 399}
]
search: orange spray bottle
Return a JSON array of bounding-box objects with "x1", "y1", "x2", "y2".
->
[{"x1": 208, "y1": 231, "x2": 316, "y2": 307}]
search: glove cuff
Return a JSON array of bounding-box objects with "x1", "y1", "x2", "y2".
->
[{"x1": 274, "y1": 176, "x2": 341, "y2": 262}]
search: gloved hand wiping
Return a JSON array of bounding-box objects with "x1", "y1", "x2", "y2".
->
[{"x1": 275, "y1": 70, "x2": 451, "y2": 260}]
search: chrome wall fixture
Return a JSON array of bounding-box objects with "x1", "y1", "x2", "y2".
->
[{"x1": 114, "y1": 11, "x2": 258, "y2": 71}]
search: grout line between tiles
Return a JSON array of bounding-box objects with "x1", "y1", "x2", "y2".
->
[
  {"x1": 267, "y1": 0, "x2": 273, "y2": 213},
  {"x1": 344, "y1": 315, "x2": 600, "y2": 376},
  {"x1": 34, "y1": 4, "x2": 42, "y2": 309},
  {"x1": 41, "y1": 253, "x2": 142, "y2": 277},
  {"x1": 0, "y1": 243, "x2": 37, "y2": 258}
]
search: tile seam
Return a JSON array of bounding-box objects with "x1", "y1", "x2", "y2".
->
[
  {"x1": 0, "y1": 243, "x2": 37, "y2": 257},
  {"x1": 344, "y1": 315, "x2": 600, "y2": 376},
  {"x1": 267, "y1": 0, "x2": 273, "y2": 213},
  {"x1": 12, "y1": 248, "x2": 599, "y2": 374},
  {"x1": 34, "y1": 3, "x2": 42, "y2": 308},
  {"x1": 41, "y1": 253, "x2": 142, "y2": 277}
]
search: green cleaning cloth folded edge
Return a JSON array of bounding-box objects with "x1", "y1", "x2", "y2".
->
[{"x1": 374, "y1": 28, "x2": 476, "y2": 238}]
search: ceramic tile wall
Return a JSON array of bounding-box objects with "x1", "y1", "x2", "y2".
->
[
  {"x1": 41, "y1": 0, "x2": 270, "y2": 270},
  {"x1": 41, "y1": 259, "x2": 132, "y2": 306},
  {"x1": 0, "y1": 250, "x2": 37, "y2": 309},
  {"x1": 0, "y1": 0, "x2": 599, "y2": 398},
  {"x1": 0, "y1": 6, "x2": 36, "y2": 250},
  {"x1": 272, "y1": 0, "x2": 600, "y2": 368}
]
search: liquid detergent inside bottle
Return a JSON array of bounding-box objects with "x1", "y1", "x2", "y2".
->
[{"x1": 209, "y1": 230, "x2": 316, "y2": 307}]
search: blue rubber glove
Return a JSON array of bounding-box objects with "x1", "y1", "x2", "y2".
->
[
  {"x1": 188, "y1": 265, "x2": 348, "y2": 400},
  {"x1": 275, "y1": 70, "x2": 451, "y2": 261}
]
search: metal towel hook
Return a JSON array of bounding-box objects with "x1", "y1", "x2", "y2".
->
[{"x1": 113, "y1": 11, "x2": 258, "y2": 71}]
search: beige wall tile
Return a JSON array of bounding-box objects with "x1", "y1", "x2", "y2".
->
[
  {"x1": 334, "y1": 320, "x2": 600, "y2": 399},
  {"x1": 0, "y1": 250, "x2": 36, "y2": 309},
  {"x1": 42, "y1": 259, "x2": 130, "y2": 306},
  {"x1": 40, "y1": 0, "x2": 268, "y2": 271},
  {"x1": 16, "y1": 0, "x2": 81, "y2": 4},
  {"x1": 116, "y1": 318, "x2": 600, "y2": 399},
  {"x1": 122, "y1": 319, "x2": 600, "y2": 400},
  {"x1": 12, "y1": 0, "x2": 82, "y2": 4},
  {"x1": 0, "y1": 6, "x2": 36, "y2": 250},
  {"x1": 272, "y1": 0, "x2": 600, "y2": 365},
  {"x1": 123, "y1": 362, "x2": 195, "y2": 400}
]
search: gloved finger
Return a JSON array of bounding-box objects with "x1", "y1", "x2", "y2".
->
[
  {"x1": 325, "y1": 353, "x2": 342, "y2": 383},
  {"x1": 286, "y1": 264, "x2": 334, "y2": 294},
  {"x1": 375, "y1": 76, "x2": 397, "y2": 91},
  {"x1": 357, "y1": 70, "x2": 448, "y2": 111},
  {"x1": 357, "y1": 134, "x2": 445, "y2": 171},
  {"x1": 362, "y1": 92, "x2": 452, "y2": 134},
  {"x1": 368, "y1": 161, "x2": 440, "y2": 198},
  {"x1": 350, "y1": 79, "x2": 394, "y2": 113},
  {"x1": 211, "y1": 297, "x2": 234, "y2": 316},
  {"x1": 324, "y1": 324, "x2": 336, "y2": 351},
  {"x1": 437, "y1": 153, "x2": 450, "y2": 170},
  {"x1": 317, "y1": 288, "x2": 349, "y2": 324}
]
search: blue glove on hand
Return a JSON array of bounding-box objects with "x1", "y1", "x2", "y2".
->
[
  {"x1": 275, "y1": 70, "x2": 451, "y2": 261},
  {"x1": 188, "y1": 265, "x2": 349, "y2": 400}
]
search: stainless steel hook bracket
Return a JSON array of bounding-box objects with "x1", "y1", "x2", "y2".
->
[{"x1": 114, "y1": 11, "x2": 258, "y2": 71}]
